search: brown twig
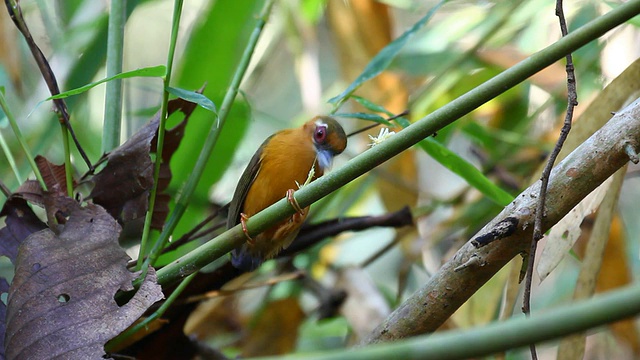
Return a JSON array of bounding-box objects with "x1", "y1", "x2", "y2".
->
[
  {"x1": 162, "y1": 208, "x2": 226, "y2": 253},
  {"x1": 280, "y1": 206, "x2": 413, "y2": 256},
  {"x1": 523, "y1": 0, "x2": 578, "y2": 358},
  {"x1": 182, "y1": 270, "x2": 305, "y2": 304},
  {"x1": 4, "y1": 0, "x2": 93, "y2": 171}
]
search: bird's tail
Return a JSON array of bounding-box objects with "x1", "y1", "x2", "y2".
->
[{"x1": 230, "y1": 246, "x2": 263, "y2": 271}]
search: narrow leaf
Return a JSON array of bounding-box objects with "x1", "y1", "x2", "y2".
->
[
  {"x1": 166, "y1": 86, "x2": 217, "y2": 113},
  {"x1": 351, "y1": 95, "x2": 394, "y2": 116},
  {"x1": 328, "y1": 0, "x2": 447, "y2": 106},
  {"x1": 419, "y1": 137, "x2": 514, "y2": 206},
  {"x1": 394, "y1": 116, "x2": 514, "y2": 206},
  {"x1": 46, "y1": 65, "x2": 167, "y2": 100}
]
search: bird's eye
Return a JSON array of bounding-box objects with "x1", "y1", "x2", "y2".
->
[{"x1": 314, "y1": 124, "x2": 328, "y2": 143}]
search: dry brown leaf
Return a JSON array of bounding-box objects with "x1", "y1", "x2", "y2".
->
[
  {"x1": 597, "y1": 215, "x2": 639, "y2": 354},
  {"x1": 0, "y1": 277, "x2": 8, "y2": 359},
  {"x1": 0, "y1": 197, "x2": 47, "y2": 359},
  {"x1": 4, "y1": 200, "x2": 163, "y2": 359},
  {"x1": 557, "y1": 167, "x2": 625, "y2": 360},
  {"x1": 537, "y1": 176, "x2": 612, "y2": 282},
  {"x1": 0, "y1": 198, "x2": 47, "y2": 264},
  {"x1": 241, "y1": 297, "x2": 304, "y2": 357},
  {"x1": 89, "y1": 96, "x2": 197, "y2": 230},
  {"x1": 35, "y1": 155, "x2": 71, "y2": 196},
  {"x1": 12, "y1": 180, "x2": 45, "y2": 207}
]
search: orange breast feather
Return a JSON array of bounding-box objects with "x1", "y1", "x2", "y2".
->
[{"x1": 241, "y1": 126, "x2": 321, "y2": 255}]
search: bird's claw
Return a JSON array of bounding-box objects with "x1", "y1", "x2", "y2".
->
[
  {"x1": 240, "y1": 213, "x2": 255, "y2": 246},
  {"x1": 286, "y1": 189, "x2": 305, "y2": 216}
]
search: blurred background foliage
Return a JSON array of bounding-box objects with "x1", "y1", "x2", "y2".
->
[{"x1": 1, "y1": 0, "x2": 639, "y2": 358}]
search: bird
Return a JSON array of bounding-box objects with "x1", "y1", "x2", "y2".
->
[{"x1": 227, "y1": 116, "x2": 347, "y2": 271}]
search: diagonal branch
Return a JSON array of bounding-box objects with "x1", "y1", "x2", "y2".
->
[{"x1": 364, "y1": 97, "x2": 640, "y2": 344}]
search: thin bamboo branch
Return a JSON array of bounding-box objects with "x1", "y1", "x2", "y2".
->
[
  {"x1": 136, "y1": 0, "x2": 183, "y2": 271},
  {"x1": 102, "y1": 0, "x2": 127, "y2": 152}
]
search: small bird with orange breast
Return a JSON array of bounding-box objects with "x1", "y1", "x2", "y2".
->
[{"x1": 227, "y1": 116, "x2": 347, "y2": 271}]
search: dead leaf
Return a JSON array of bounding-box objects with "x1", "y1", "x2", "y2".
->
[
  {"x1": 556, "y1": 167, "x2": 626, "y2": 359},
  {"x1": 242, "y1": 297, "x2": 304, "y2": 357},
  {"x1": 0, "y1": 198, "x2": 47, "y2": 263},
  {"x1": 0, "y1": 197, "x2": 47, "y2": 360},
  {"x1": 536, "y1": 176, "x2": 613, "y2": 282},
  {"x1": 11, "y1": 180, "x2": 45, "y2": 208},
  {"x1": 35, "y1": 155, "x2": 71, "y2": 196},
  {"x1": 4, "y1": 200, "x2": 163, "y2": 359},
  {"x1": 599, "y1": 215, "x2": 640, "y2": 355},
  {"x1": 89, "y1": 96, "x2": 197, "y2": 230},
  {"x1": 0, "y1": 277, "x2": 9, "y2": 360}
]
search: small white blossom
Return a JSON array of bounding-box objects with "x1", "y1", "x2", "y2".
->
[{"x1": 368, "y1": 127, "x2": 396, "y2": 147}]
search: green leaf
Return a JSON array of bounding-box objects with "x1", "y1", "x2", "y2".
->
[
  {"x1": 47, "y1": 65, "x2": 167, "y2": 100},
  {"x1": 393, "y1": 115, "x2": 513, "y2": 206},
  {"x1": 351, "y1": 95, "x2": 395, "y2": 116},
  {"x1": 420, "y1": 137, "x2": 514, "y2": 206},
  {"x1": 333, "y1": 112, "x2": 392, "y2": 126},
  {"x1": 328, "y1": 0, "x2": 447, "y2": 107},
  {"x1": 166, "y1": 86, "x2": 217, "y2": 113}
]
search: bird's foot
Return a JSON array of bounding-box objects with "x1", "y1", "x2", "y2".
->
[
  {"x1": 240, "y1": 213, "x2": 255, "y2": 246},
  {"x1": 286, "y1": 189, "x2": 305, "y2": 216}
]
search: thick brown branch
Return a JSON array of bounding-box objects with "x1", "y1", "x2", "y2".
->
[{"x1": 364, "y1": 97, "x2": 640, "y2": 345}]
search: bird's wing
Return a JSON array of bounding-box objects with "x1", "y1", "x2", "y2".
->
[{"x1": 226, "y1": 135, "x2": 273, "y2": 229}]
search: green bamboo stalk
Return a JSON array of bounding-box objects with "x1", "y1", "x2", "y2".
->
[
  {"x1": 255, "y1": 283, "x2": 640, "y2": 360},
  {"x1": 136, "y1": 0, "x2": 183, "y2": 270},
  {"x1": 0, "y1": 129, "x2": 22, "y2": 184},
  {"x1": 102, "y1": 0, "x2": 127, "y2": 153},
  {"x1": 139, "y1": 0, "x2": 276, "y2": 273},
  {"x1": 0, "y1": 91, "x2": 47, "y2": 191},
  {"x1": 155, "y1": 0, "x2": 640, "y2": 287},
  {"x1": 60, "y1": 124, "x2": 73, "y2": 197}
]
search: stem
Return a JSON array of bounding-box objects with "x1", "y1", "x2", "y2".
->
[
  {"x1": 102, "y1": 0, "x2": 127, "y2": 153},
  {"x1": 155, "y1": 0, "x2": 640, "y2": 287},
  {"x1": 0, "y1": 128, "x2": 22, "y2": 184},
  {"x1": 60, "y1": 124, "x2": 73, "y2": 197},
  {"x1": 136, "y1": 0, "x2": 183, "y2": 270},
  {"x1": 0, "y1": 90, "x2": 47, "y2": 191}
]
